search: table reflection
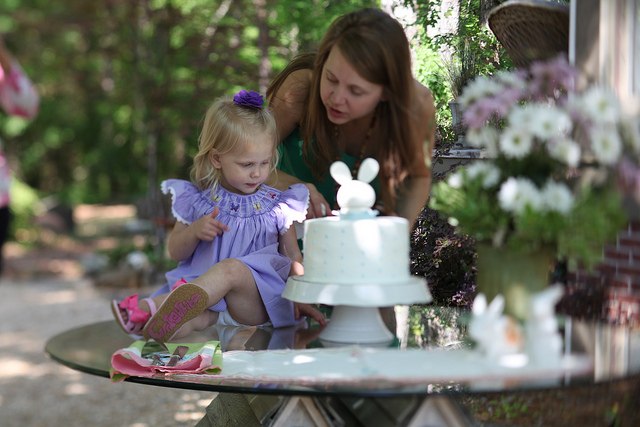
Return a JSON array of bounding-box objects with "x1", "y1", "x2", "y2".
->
[{"x1": 45, "y1": 313, "x2": 640, "y2": 396}]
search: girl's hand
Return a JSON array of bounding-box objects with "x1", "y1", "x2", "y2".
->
[
  {"x1": 191, "y1": 206, "x2": 230, "y2": 241},
  {"x1": 305, "y1": 183, "x2": 332, "y2": 219},
  {"x1": 293, "y1": 302, "x2": 327, "y2": 327}
]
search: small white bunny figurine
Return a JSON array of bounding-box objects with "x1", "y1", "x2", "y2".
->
[
  {"x1": 469, "y1": 293, "x2": 524, "y2": 360},
  {"x1": 525, "y1": 284, "x2": 564, "y2": 367},
  {"x1": 330, "y1": 158, "x2": 379, "y2": 213}
]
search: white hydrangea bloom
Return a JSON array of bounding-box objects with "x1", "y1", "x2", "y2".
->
[
  {"x1": 499, "y1": 127, "x2": 534, "y2": 159},
  {"x1": 529, "y1": 105, "x2": 572, "y2": 140},
  {"x1": 579, "y1": 87, "x2": 621, "y2": 124},
  {"x1": 541, "y1": 180, "x2": 574, "y2": 215},
  {"x1": 458, "y1": 77, "x2": 504, "y2": 108},
  {"x1": 590, "y1": 126, "x2": 623, "y2": 165},
  {"x1": 464, "y1": 161, "x2": 501, "y2": 188},
  {"x1": 498, "y1": 177, "x2": 542, "y2": 214},
  {"x1": 507, "y1": 107, "x2": 534, "y2": 133},
  {"x1": 547, "y1": 138, "x2": 581, "y2": 168},
  {"x1": 466, "y1": 126, "x2": 499, "y2": 149},
  {"x1": 447, "y1": 171, "x2": 463, "y2": 189}
]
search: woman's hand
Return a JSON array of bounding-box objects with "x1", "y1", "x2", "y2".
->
[
  {"x1": 191, "y1": 206, "x2": 230, "y2": 241},
  {"x1": 305, "y1": 183, "x2": 332, "y2": 219}
]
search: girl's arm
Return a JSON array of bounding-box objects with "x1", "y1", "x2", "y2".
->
[
  {"x1": 278, "y1": 225, "x2": 327, "y2": 326},
  {"x1": 278, "y1": 225, "x2": 303, "y2": 275},
  {"x1": 167, "y1": 206, "x2": 229, "y2": 262}
]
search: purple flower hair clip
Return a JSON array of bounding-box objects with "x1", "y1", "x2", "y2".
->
[{"x1": 233, "y1": 90, "x2": 265, "y2": 109}]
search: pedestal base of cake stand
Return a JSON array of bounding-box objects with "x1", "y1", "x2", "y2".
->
[{"x1": 319, "y1": 305, "x2": 394, "y2": 347}]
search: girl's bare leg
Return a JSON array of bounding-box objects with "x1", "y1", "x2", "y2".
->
[
  {"x1": 170, "y1": 310, "x2": 220, "y2": 340},
  {"x1": 140, "y1": 258, "x2": 268, "y2": 334},
  {"x1": 189, "y1": 258, "x2": 269, "y2": 326}
]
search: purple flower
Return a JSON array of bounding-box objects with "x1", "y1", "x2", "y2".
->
[
  {"x1": 528, "y1": 55, "x2": 577, "y2": 100},
  {"x1": 233, "y1": 90, "x2": 264, "y2": 108},
  {"x1": 464, "y1": 101, "x2": 494, "y2": 129}
]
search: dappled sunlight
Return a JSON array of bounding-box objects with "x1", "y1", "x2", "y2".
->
[
  {"x1": 0, "y1": 334, "x2": 46, "y2": 354},
  {"x1": 0, "y1": 357, "x2": 58, "y2": 379},
  {"x1": 34, "y1": 289, "x2": 78, "y2": 306},
  {"x1": 175, "y1": 393, "x2": 209, "y2": 423},
  {"x1": 65, "y1": 382, "x2": 90, "y2": 395}
]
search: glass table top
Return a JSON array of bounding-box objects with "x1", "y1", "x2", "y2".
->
[{"x1": 44, "y1": 315, "x2": 640, "y2": 398}]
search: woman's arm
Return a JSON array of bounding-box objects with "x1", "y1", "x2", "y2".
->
[
  {"x1": 167, "y1": 206, "x2": 229, "y2": 262},
  {"x1": 266, "y1": 68, "x2": 331, "y2": 218},
  {"x1": 396, "y1": 81, "x2": 437, "y2": 226},
  {"x1": 269, "y1": 68, "x2": 310, "y2": 151}
]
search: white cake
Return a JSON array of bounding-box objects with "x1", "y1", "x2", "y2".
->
[
  {"x1": 302, "y1": 215, "x2": 410, "y2": 284},
  {"x1": 282, "y1": 157, "x2": 432, "y2": 308},
  {"x1": 284, "y1": 209, "x2": 431, "y2": 306}
]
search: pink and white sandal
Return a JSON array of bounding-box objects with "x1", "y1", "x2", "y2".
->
[
  {"x1": 111, "y1": 295, "x2": 157, "y2": 336},
  {"x1": 143, "y1": 283, "x2": 209, "y2": 345}
]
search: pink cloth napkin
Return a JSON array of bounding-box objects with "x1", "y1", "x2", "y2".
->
[{"x1": 110, "y1": 340, "x2": 222, "y2": 383}]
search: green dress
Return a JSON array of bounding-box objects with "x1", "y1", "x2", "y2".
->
[{"x1": 277, "y1": 127, "x2": 381, "y2": 210}]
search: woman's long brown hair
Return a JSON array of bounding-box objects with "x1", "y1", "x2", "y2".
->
[{"x1": 267, "y1": 8, "x2": 417, "y2": 212}]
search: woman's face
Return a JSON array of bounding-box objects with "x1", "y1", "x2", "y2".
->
[{"x1": 320, "y1": 47, "x2": 385, "y2": 125}]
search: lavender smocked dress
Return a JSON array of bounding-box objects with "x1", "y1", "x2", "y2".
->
[{"x1": 152, "y1": 180, "x2": 309, "y2": 328}]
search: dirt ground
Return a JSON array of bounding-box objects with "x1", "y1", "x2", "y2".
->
[{"x1": 0, "y1": 206, "x2": 215, "y2": 427}]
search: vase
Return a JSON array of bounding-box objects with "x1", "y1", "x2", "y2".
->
[
  {"x1": 475, "y1": 243, "x2": 553, "y2": 321},
  {"x1": 448, "y1": 100, "x2": 466, "y2": 145}
]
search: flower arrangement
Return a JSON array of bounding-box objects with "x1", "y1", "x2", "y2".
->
[{"x1": 430, "y1": 55, "x2": 639, "y2": 269}]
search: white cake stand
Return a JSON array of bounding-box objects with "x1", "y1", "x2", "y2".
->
[
  {"x1": 319, "y1": 305, "x2": 395, "y2": 347},
  {"x1": 284, "y1": 276, "x2": 431, "y2": 346}
]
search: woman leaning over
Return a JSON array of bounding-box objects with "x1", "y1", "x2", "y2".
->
[{"x1": 266, "y1": 7, "x2": 436, "y2": 226}]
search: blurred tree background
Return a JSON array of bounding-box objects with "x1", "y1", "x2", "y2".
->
[
  {"x1": 0, "y1": 0, "x2": 376, "y2": 212},
  {"x1": 0, "y1": 1, "x2": 506, "y2": 238},
  {"x1": 1, "y1": 0, "x2": 510, "y2": 305}
]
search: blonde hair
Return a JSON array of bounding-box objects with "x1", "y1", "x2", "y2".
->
[
  {"x1": 191, "y1": 96, "x2": 279, "y2": 193},
  {"x1": 267, "y1": 8, "x2": 416, "y2": 213}
]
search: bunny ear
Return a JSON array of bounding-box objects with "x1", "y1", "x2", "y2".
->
[
  {"x1": 487, "y1": 294, "x2": 505, "y2": 316},
  {"x1": 357, "y1": 158, "x2": 379, "y2": 183},
  {"x1": 472, "y1": 293, "x2": 487, "y2": 314},
  {"x1": 330, "y1": 161, "x2": 353, "y2": 186}
]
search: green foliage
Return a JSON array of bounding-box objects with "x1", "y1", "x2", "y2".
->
[
  {"x1": 0, "y1": 0, "x2": 376, "y2": 205},
  {"x1": 405, "y1": 0, "x2": 512, "y2": 143},
  {"x1": 9, "y1": 178, "x2": 42, "y2": 234},
  {"x1": 411, "y1": 203, "x2": 476, "y2": 307}
]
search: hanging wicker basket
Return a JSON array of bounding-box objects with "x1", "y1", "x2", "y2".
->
[{"x1": 488, "y1": 0, "x2": 570, "y2": 69}]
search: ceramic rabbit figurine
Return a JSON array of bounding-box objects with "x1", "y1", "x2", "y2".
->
[
  {"x1": 525, "y1": 284, "x2": 565, "y2": 367},
  {"x1": 469, "y1": 293, "x2": 524, "y2": 360},
  {"x1": 330, "y1": 158, "x2": 379, "y2": 215}
]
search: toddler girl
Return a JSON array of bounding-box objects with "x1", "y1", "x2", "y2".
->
[{"x1": 112, "y1": 90, "x2": 325, "y2": 345}]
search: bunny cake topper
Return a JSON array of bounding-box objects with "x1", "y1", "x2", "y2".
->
[{"x1": 330, "y1": 158, "x2": 379, "y2": 218}]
